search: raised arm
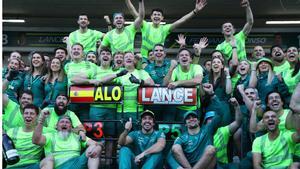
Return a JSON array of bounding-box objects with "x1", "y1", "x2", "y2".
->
[
  {"x1": 32, "y1": 109, "x2": 48, "y2": 146},
  {"x1": 172, "y1": 144, "x2": 192, "y2": 169},
  {"x1": 125, "y1": 0, "x2": 139, "y2": 18},
  {"x1": 133, "y1": 0, "x2": 145, "y2": 30},
  {"x1": 286, "y1": 83, "x2": 300, "y2": 130},
  {"x1": 249, "y1": 62, "x2": 258, "y2": 88},
  {"x1": 249, "y1": 100, "x2": 265, "y2": 133},
  {"x1": 228, "y1": 98, "x2": 243, "y2": 134},
  {"x1": 224, "y1": 68, "x2": 233, "y2": 94},
  {"x1": 104, "y1": 15, "x2": 113, "y2": 31},
  {"x1": 135, "y1": 137, "x2": 166, "y2": 164},
  {"x1": 193, "y1": 37, "x2": 209, "y2": 64},
  {"x1": 2, "y1": 79, "x2": 9, "y2": 108},
  {"x1": 118, "y1": 118, "x2": 134, "y2": 146},
  {"x1": 162, "y1": 60, "x2": 177, "y2": 86},
  {"x1": 170, "y1": 0, "x2": 207, "y2": 31},
  {"x1": 241, "y1": 0, "x2": 254, "y2": 36},
  {"x1": 230, "y1": 38, "x2": 239, "y2": 67}
]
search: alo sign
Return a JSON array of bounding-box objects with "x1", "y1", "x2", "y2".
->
[{"x1": 138, "y1": 87, "x2": 197, "y2": 105}]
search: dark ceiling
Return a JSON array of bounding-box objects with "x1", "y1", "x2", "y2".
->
[{"x1": 3, "y1": 0, "x2": 300, "y2": 31}]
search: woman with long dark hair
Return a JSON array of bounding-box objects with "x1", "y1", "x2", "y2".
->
[
  {"x1": 43, "y1": 58, "x2": 67, "y2": 107},
  {"x1": 23, "y1": 52, "x2": 47, "y2": 107}
]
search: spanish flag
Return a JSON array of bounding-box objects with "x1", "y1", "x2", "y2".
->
[{"x1": 69, "y1": 86, "x2": 95, "y2": 103}]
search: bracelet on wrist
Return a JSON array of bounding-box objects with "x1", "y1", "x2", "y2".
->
[{"x1": 193, "y1": 9, "x2": 197, "y2": 15}]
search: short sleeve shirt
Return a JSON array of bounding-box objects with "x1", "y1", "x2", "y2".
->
[
  {"x1": 140, "y1": 21, "x2": 172, "y2": 58},
  {"x1": 273, "y1": 60, "x2": 290, "y2": 75},
  {"x1": 282, "y1": 66, "x2": 300, "y2": 93},
  {"x1": 3, "y1": 99, "x2": 24, "y2": 131},
  {"x1": 252, "y1": 131, "x2": 295, "y2": 169},
  {"x1": 214, "y1": 126, "x2": 231, "y2": 164},
  {"x1": 101, "y1": 24, "x2": 137, "y2": 55},
  {"x1": 69, "y1": 29, "x2": 103, "y2": 53},
  {"x1": 216, "y1": 31, "x2": 247, "y2": 61}
]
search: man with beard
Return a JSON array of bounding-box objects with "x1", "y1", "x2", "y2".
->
[
  {"x1": 252, "y1": 110, "x2": 300, "y2": 169},
  {"x1": 125, "y1": 0, "x2": 207, "y2": 59},
  {"x1": 41, "y1": 94, "x2": 86, "y2": 140},
  {"x1": 64, "y1": 43, "x2": 98, "y2": 120},
  {"x1": 69, "y1": 13, "x2": 104, "y2": 53},
  {"x1": 251, "y1": 46, "x2": 265, "y2": 61},
  {"x1": 6, "y1": 104, "x2": 54, "y2": 169},
  {"x1": 3, "y1": 77, "x2": 33, "y2": 131},
  {"x1": 167, "y1": 83, "x2": 222, "y2": 169},
  {"x1": 101, "y1": 0, "x2": 144, "y2": 55},
  {"x1": 33, "y1": 114, "x2": 102, "y2": 169},
  {"x1": 216, "y1": 0, "x2": 253, "y2": 61},
  {"x1": 118, "y1": 110, "x2": 166, "y2": 169},
  {"x1": 2, "y1": 58, "x2": 24, "y2": 103},
  {"x1": 270, "y1": 45, "x2": 291, "y2": 74},
  {"x1": 112, "y1": 51, "x2": 124, "y2": 71}
]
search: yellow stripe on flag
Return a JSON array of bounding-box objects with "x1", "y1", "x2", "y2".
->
[{"x1": 70, "y1": 90, "x2": 94, "y2": 97}]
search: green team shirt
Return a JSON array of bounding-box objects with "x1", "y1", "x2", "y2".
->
[
  {"x1": 273, "y1": 60, "x2": 290, "y2": 75},
  {"x1": 7, "y1": 127, "x2": 55, "y2": 168},
  {"x1": 128, "y1": 130, "x2": 165, "y2": 154},
  {"x1": 42, "y1": 107, "x2": 82, "y2": 129},
  {"x1": 69, "y1": 29, "x2": 103, "y2": 53},
  {"x1": 91, "y1": 66, "x2": 117, "y2": 109},
  {"x1": 144, "y1": 59, "x2": 171, "y2": 85},
  {"x1": 174, "y1": 115, "x2": 221, "y2": 165},
  {"x1": 214, "y1": 126, "x2": 231, "y2": 164},
  {"x1": 3, "y1": 99, "x2": 24, "y2": 131},
  {"x1": 216, "y1": 31, "x2": 247, "y2": 61},
  {"x1": 64, "y1": 61, "x2": 98, "y2": 86},
  {"x1": 171, "y1": 64, "x2": 203, "y2": 111},
  {"x1": 282, "y1": 67, "x2": 300, "y2": 93},
  {"x1": 115, "y1": 69, "x2": 151, "y2": 113},
  {"x1": 252, "y1": 131, "x2": 296, "y2": 169},
  {"x1": 44, "y1": 132, "x2": 89, "y2": 168},
  {"x1": 140, "y1": 21, "x2": 171, "y2": 58},
  {"x1": 101, "y1": 24, "x2": 136, "y2": 55}
]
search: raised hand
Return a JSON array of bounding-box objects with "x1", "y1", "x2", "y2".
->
[
  {"x1": 6, "y1": 69, "x2": 19, "y2": 81},
  {"x1": 104, "y1": 15, "x2": 111, "y2": 25},
  {"x1": 176, "y1": 34, "x2": 186, "y2": 48},
  {"x1": 240, "y1": 0, "x2": 249, "y2": 8},
  {"x1": 193, "y1": 37, "x2": 209, "y2": 55},
  {"x1": 202, "y1": 83, "x2": 214, "y2": 95},
  {"x1": 229, "y1": 97, "x2": 239, "y2": 107},
  {"x1": 195, "y1": 0, "x2": 207, "y2": 13}
]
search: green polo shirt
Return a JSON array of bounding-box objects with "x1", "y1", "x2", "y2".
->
[
  {"x1": 144, "y1": 59, "x2": 171, "y2": 85},
  {"x1": 69, "y1": 29, "x2": 103, "y2": 53}
]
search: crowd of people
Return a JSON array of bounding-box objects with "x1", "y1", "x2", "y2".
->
[{"x1": 2, "y1": 0, "x2": 300, "y2": 168}]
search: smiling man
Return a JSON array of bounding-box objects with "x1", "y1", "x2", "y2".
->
[
  {"x1": 252, "y1": 110, "x2": 300, "y2": 169},
  {"x1": 270, "y1": 45, "x2": 291, "y2": 75},
  {"x1": 216, "y1": 0, "x2": 253, "y2": 61},
  {"x1": 69, "y1": 13, "x2": 104, "y2": 53},
  {"x1": 118, "y1": 110, "x2": 166, "y2": 169},
  {"x1": 33, "y1": 114, "x2": 103, "y2": 169}
]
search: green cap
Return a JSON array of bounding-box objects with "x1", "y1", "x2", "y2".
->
[
  {"x1": 141, "y1": 110, "x2": 155, "y2": 119},
  {"x1": 183, "y1": 111, "x2": 198, "y2": 121},
  {"x1": 257, "y1": 57, "x2": 273, "y2": 70}
]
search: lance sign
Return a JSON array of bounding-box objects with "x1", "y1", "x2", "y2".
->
[{"x1": 138, "y1": 87, "x2": 197, "y2": 105}]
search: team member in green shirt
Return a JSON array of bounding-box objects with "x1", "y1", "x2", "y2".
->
[
  {"x1": 113, "y1": 51, "x2": 125, "y2": 71},
  {"x1": 118, "y1": 110, "x2": 166, "y2": 169},
  {"x1": 6, "y1": 104, "x2": 54, "y2": 169},
  {"x1": 168, "y1": 83, "x2": 222, "y2": 169},
  {"x1": 43, "y1": 58, "x2": 68, "y2": 108},
  {"x1": 41, "y1": 94, "x2": 86, "y2": 139},
  {"x1": 282, "y1": 46, "x2": 300, "y2": 93},
  {"x1": 216, "y1": 0, "x2": 253, "y2": 61},
  {"x1": 251, "y1": 46, "x2": 265, "y2": 61},
  {"x1": 168, "y1": 48, "x2": 203, "y2": 121},
  {"x1": 54, "y1": 47, "x2": 70, "y2": 66},
  {"x1": 69, "y1": 13, "x2": 104, "y2": 53},
  {"x1": 2, "y1": 58, "x2": 24, "y2": 103},
  {"x1": 3, "y1": 78, "x2": 33, "y2": 131},
  {"x1": 270, "y1": 45, "x2": 291, "y2": 75},
  {"x1": 101, "y1": 0, "x2": 144, "y2": 55},
  {"x1": 252, "y1": 110, "x2": 300, "y2": 169},
  {"x1": 85, "y1": 51, "x2": 98, "y2": 64},
  {"x1": 23, "y1": 52, "x2": 48, "y2": 107},
  {"x1": 144, "y1": 44, "x2": 177, "y2": 120},
  {"x1": 64, "y1": 43, "x2": 98, "y2": 120},
  {"x1": 33, "y1": 114, "x2": 103, "y2": 169},
  {"x1": 125, "y1": 0, "x2": 207, "y2": 58}
]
